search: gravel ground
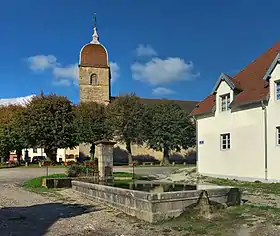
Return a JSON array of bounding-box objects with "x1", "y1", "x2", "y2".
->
[
  {"x1": 0, "y1": 183, "x2": 186, "y2": 236},
  {"x1": 2, "y1": 167, "x2": 280, "y2": 235}
]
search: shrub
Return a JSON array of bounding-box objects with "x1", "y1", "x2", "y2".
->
[
  {"x1": 66, "y1": 164, "x2": 95, "y2": 177},
  {"x1": 66, "y1": 164, "x2": 86, "y2": 177},
  {"x1": 65, "y1": 161, "x2": 76, "y2": 166}
]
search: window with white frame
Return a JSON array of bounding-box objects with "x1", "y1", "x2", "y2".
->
[
  {"x1": 220, "y1": 94, "x2": 230, "y2": 112},
  {"x1": 277, "y1": 127, "x2": 280, "y2": 145},
  {"x1": 276, "y1": 81, "x2": 280, "y2": 100},
  {"x1": 221, "y1": 133, "x2": 230, "y2": 150},
  {"x1": 33, "y1": 148, "x2": 37, "y2": 153}
]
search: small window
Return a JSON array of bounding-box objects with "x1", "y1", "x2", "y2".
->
[
  {"x1": 277, "y1": 127, "x2": 280, "y2": 145},
  {"x1": 276, "y1": 81, "x2": 280, "y2": 100},
  {"x1": 90, "y1": 74, "x2": 97, "y2": 85},
  {"x1": 221, "y1": 133, "x2": 230, "y2": 150},
  {"x1": 33, "y1": 148, "x2": 37, "y2": 153},
  {"x1": 220, "y1": 94, "x2": 230, "y2": 112}
]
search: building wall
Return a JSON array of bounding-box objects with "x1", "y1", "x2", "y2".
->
[
  {"x1": 21, "y1": 147, "x2": 78, "y2": 162},
  {"x1": 79, "y1": 66, "x2": 110, "y2": 104},
  {"x1": 26, "y1": 148, "x2": 46, "y2": 161},
  {"x1": 197, "y1": 81, "x2": 265, "y2": 180},
  {"x1": 76, "y1": 142, "x2": 194, "y2": 162},
  {"x1": 266, "y1": 64, "x2": 280, "y2": 180},
  {"x1": 116, "y1": 143, "x2": 194, "y2": 161}
]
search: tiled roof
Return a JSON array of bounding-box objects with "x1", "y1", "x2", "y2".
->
[
  {"x1": 111, "y1": 96, "x2": 198, "y2": 114},
  {"x1": 79, "y1": 43, "x2": 108, "y2": 68},
  {"x1": 192, "y1": 42, "x2": 280, "y2": 116}
]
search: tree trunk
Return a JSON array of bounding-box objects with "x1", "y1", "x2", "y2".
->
[
  {"x1": 161, "y1": 147, "x2": 170, "y2": 166},
  {"x1": 44, "y1": 147, "x2": 57, "y2": 162},
  {"x1": 125, "y1": 141, "x2": 133, "y2": 164},
  {"x1": 3, "y1": 151, "x2": 10, "y2": 163},
  {"x1": 16, "y1": 149, "x2": 22, "y2": 166},
  {"x1": 90, "y1": 144, "x2": 95, "y2": 161}
]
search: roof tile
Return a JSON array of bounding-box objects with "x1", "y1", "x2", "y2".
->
[{"x1": 192, "y1": 42, "x2": 280, "y2": 116}]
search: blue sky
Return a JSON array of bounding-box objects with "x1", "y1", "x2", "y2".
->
[{"x1": 2, "y1": 0, "x2": 280, "y2": 104}]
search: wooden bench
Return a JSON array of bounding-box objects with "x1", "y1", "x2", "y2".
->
[{"x1": 142, "y1": 162, "x2": 154, "y2": 166}]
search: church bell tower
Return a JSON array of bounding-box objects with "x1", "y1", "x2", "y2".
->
[{"x1": 79, "y1": 15, "x2": 111, "y2": 104}]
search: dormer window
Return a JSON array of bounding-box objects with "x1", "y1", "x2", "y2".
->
[
  {"x1": 276, "y1": 81, "x2": 280, "y2": 100},
  {"x1": 220, "y1": 94, "x2": 230, "y2": 112},
  {"x1": 90, "y1": 74, "x2": 97, "y2": 85}
]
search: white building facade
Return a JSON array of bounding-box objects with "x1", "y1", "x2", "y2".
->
[
  {"x1": 192, "y1": 42, "x2": 280, "y2": 182},
  {"x1": 21, "y1": 147, "x2": 78, "y2": 163}
]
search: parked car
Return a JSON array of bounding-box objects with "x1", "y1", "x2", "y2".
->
[{"x1": 32, "y1": 156, "x2": 46, "y2": 164}]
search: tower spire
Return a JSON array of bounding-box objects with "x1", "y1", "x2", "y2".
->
[{"x1": 91, "y1": 13, "x2": 100, "y2": 44}]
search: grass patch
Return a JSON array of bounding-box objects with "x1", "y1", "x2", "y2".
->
[
  {"x1": 205, "y1": 177, "x2": 280, "y2": 195},
  {"x1": 113, "y1": 172, "x2": 140, "y2": 178},
  {"x1": 23, "y1": 173, "x2": 66, "y2": 193},
  {"x1": 160, "y1": 204, "x2": 280, "y2": 235},
  {"x1": 24, "y1": 172, "x2": 139, "y2": 193},
  {"x1": 113, "y1": 172, "x2": 134, "y2": 177}
]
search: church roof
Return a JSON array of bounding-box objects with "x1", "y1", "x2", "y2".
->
[
  {"x1": 79, "y1": 43, "x2": 108, "y2": 68},
  {"x1": 79, "y1": 16, "x2": 109, "y2": 68},
  {"x1": 111, "y1": 96, "x2": 198, "y2": 114}
]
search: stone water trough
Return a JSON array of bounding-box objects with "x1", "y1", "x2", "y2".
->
[
  {"x1": 71, "y1": 140, "x2": 241, "y2": 222},
  {"x1": 72, "y1": 180, "x2": 241, "y2": 223}
]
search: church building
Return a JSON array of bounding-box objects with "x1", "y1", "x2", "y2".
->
[
  {"x1": 77, "y1": 20, "x2": 198, "y2": 162},
  {"x1": 3, "y1": 19, "x2": 198, "y2": 163}
]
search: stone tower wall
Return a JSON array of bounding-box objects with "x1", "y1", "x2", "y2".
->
[{"x1": 79, "y1": 66, "x2": 110, "y2": 105}]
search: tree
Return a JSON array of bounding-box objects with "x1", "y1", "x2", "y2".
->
[
  {"x1": 0, "y1": 104, "x2": 27, "y2": 164},
  {"x1": 0, "y1": 106, "x2": 13, "y2": 162},
  {"x1": 8, "y1": 105, "x2": 28, "y2": 165},
  {"x1": 21, "y1": 93, "x2": 78, "y2": 162},
  {"x1": 107, "y1": 93, "x2": 146, "y2": 164},
  {"x1": 75, "y1": 101, "x2": 111, "y2": 160},
  {"x1": 145, "y1": 102, "x2": 196, "y2": 165}
]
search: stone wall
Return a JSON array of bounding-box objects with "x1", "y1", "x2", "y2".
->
[
  {"x1": 72, "y1": 181, "x2": 241, "y2": 223},
  {"x1": 77, "y1": 142, "x2": 196, "y2": 163},
  {"x1": 79, "y1": 66, "x2": 110, "y2": 104}
]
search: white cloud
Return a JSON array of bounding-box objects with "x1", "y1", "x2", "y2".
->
[
  {"x1": 27, "y1": 55, "x2": 121, "y2": 87},
  {"x1": 0, "y1": 95, "x2": 36, "y2": 106},
  {"x1": 109, "y1": 62, "x2": 120, "y2": 82},
  {"x1": 135, "y1": 44, "x2": 157, "y2": 57},
  {"x1": 27, "y1": 55, "x2": 57, "y2": 71},
  {"x1": 131, "y1": 57, "x2": 199, "y2": 85},
  {"x1": 152, "y1": 87, "x2": 175, "y2": 96},
  {"x1": 52, "y1": 79, "x2": 72, "y2": 87},
  {"x1": 53, "y1": 63, "x2": 79, "y2": 86},
  {"x1": 27, "y1": 55, "x2": 79, "y2": 87}
]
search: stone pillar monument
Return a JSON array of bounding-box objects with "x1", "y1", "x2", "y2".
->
[{"x1": 95, "y1": 140, "x2": 116, "y2": 183}]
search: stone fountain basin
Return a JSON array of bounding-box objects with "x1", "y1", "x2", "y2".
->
[{"x1": 72, "y1": 180, "x2": 241, "y2": 223}]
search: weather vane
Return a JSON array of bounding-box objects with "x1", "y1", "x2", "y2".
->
[{"x1": 93, "y1": 13, "x2": 97, "y2": 28}]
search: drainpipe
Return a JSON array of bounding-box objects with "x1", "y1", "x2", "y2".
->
[
  {"x1": 193, "y1": 116, "x2": 199, "y2": 174},
  {"x1": 261, "y1": 100, "x2": 268, "y2": 180}
]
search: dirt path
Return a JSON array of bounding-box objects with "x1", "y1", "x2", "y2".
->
[
  {"x1": 0, "y1": 183, "x2": 190, "y2": 236},
  {"x1": 0, "y1": 183, "x2": 149, "y2": 236},
  {"x1": 2, "y1": 167, "x2": 280, "y2": 235}
]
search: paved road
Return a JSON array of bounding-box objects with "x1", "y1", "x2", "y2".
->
[{"x1": 0, "y1": 166, "x2": 179, "y2": 184}]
